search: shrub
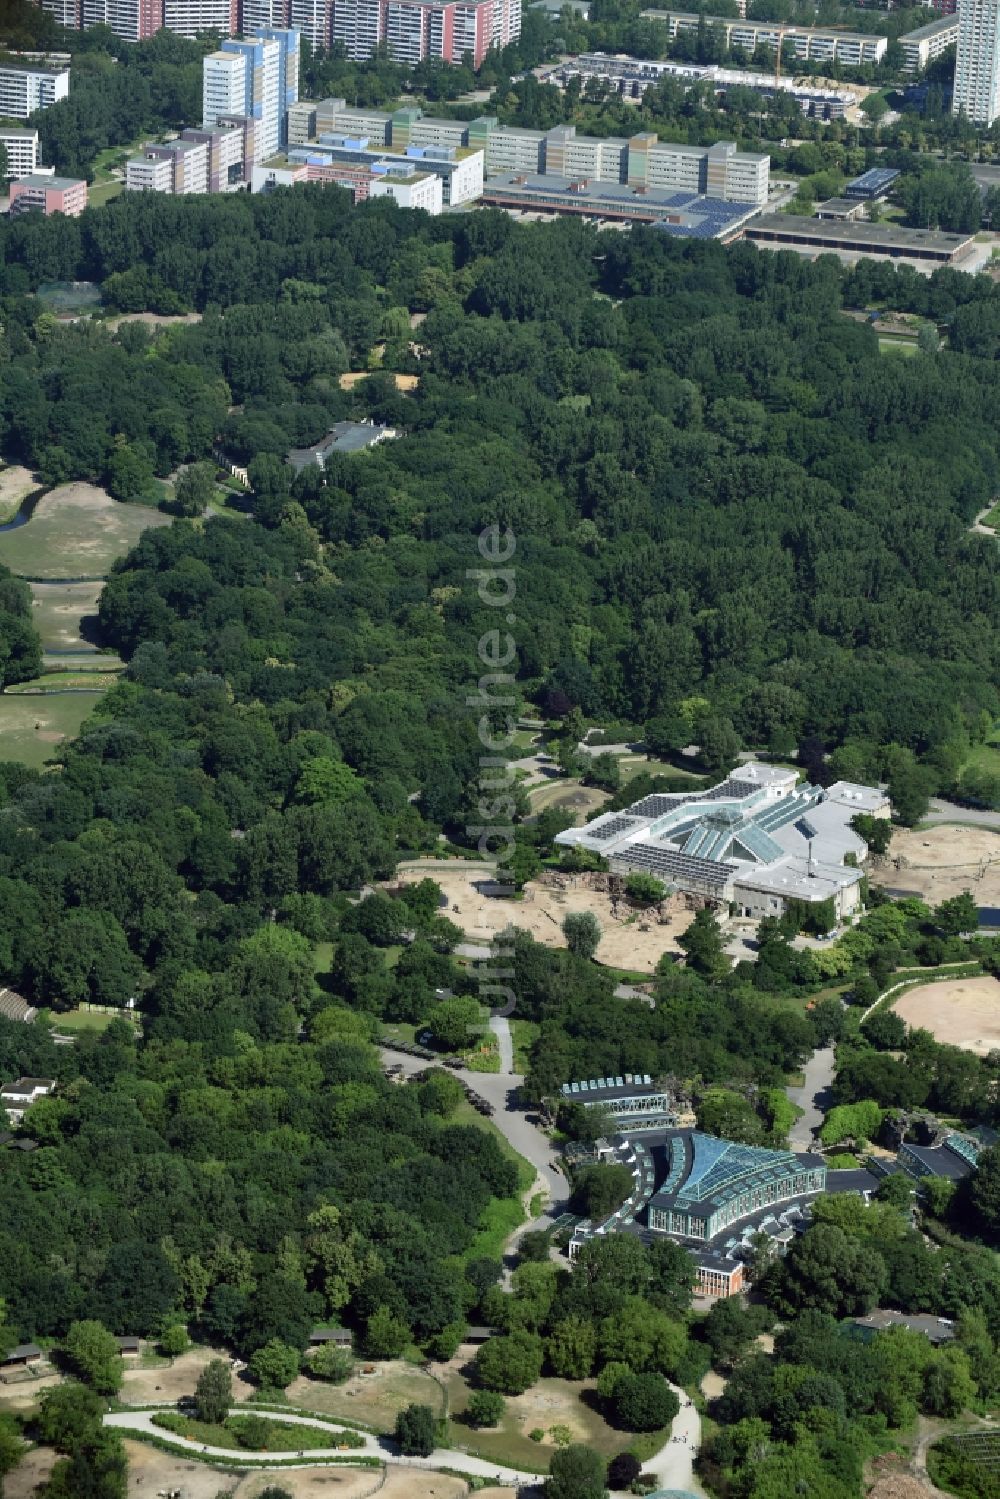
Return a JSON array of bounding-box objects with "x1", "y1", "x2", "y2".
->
[{"x1": 467, "y1": 1389, "x2": 505, "y2": 1427}]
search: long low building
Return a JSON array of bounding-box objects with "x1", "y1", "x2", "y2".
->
[
  {"x1": 482, "y1": 173, "x2": 759, "y2": 234},
  {"x1": 556, "y1": 761, "x2": 883, "y2": 918},
  {"x1": 547, "y1": 53, "x2": 859, "y2": 119},
  {"x1": 292, "y1": 101, "x2": 770, "y2": 205},
  {"x1": 640, "y1": 9, "x2": 888, "y2": 65},
  {"x1": 745, "y1": 213, "x2": 977, "y2": 265}
]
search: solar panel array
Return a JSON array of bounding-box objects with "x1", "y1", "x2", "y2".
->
[
  {"x1": 623, "y1": 844, "x2": 730, "y2": 889},
  {"x1": 629, "y1": 793, "x2": 687, "y2": 818},
  {"x1": 587, "y1": 815, "x2": 641, "y2": 842}
]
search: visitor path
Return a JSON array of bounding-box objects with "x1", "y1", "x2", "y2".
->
[{"x1": 104, "y1": 1408, "x2": 536, "y2": 1484}]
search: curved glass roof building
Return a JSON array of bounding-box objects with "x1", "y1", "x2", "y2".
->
[{"x1": 647, "y1": 1131, "x2": 826, "y2": 1242}]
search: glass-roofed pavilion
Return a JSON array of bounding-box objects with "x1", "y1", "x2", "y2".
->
[{"x1": 647, "y1": 1131, "x2": 826, "y2": 1241}]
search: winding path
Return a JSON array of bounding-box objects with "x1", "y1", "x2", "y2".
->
[
  {"x1": 104, "y1": 1408, "x2": 537, "y2": 1485},
  {"x1": 639, "y1": 1383, "x2": 706, "y2": 1496},
  {"x1": 785, "y1": 1046, "x2": 836, "y2": 1149}
]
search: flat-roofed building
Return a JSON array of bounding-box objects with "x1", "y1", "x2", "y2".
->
[
  {"x1": 557, "y1": 761, "x2": 868, "y2": 919},
  {"x1": 162, "y1": 0, "x2": 237, "y2": 34},
  {"x1": 815, "y1": 196, "x2": 866, "y2": 220},
  {"x1": 370, "y1": 166, "x2": 443, "y2": 211},
  {"x1": 482, "y1": 171, "x2": 761, "y2": 230},
  {"x1": 640, "y1": 9, "x2": 888, "y2": 63},
  {"x1": 0, "y1": 129, "x2": 40, "y2": 179},
  {"x1": 548, "y1": 53, "x2": 858, "y2": 119},
  {"x1": 310, "y1": 133, "x2": 484, "y2": 203},
  {"x1": 9, "y1": 173, "x2": 87, "y2": 215},
  {"x1": 745, "y1": 213, "x2": 976, "y2": 265},
  {"x1": 0, "y1": 63, "x2": 69, "y2": 119},
  {"x1": 899, "y1": 13, "x2": 959, "y2": 70},
  {"x1": 126, "y1": 123, "x2": 246, "y2": 193}
]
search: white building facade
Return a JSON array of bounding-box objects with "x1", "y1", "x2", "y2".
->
[
  {"x1": 0, "y1": 64, "x2": 69, "y2": 120},
  {"x1": 953, "y1": 0, "x2": 1000, "y2": 124}
]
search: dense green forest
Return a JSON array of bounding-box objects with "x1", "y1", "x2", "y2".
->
[{"x1": 2, "y1": 190, "x2": 1000, "y2": 1499}]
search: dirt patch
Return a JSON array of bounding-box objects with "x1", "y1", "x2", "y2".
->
[
  {"x1": 893, "y1": 976, "x2": 1000, "y2": 1054},
  {"x1": 700, "y1": 1371, "x2": 727, "y2": 1400},
  {"x1": 527, "y1": 781, "x2": 610, "y2": 821},
  {"x1": 338, "y1": 372, "x2": 419, "y2": 391},
  {"x1": 121, "y1": 1348, "x2": 254, "y2": 1407},
  {"x1": 124, "y1": 1437, "x2": 238, "y2": 1498},
  {"x1": 289, "y1": 1361, "x2": 443, "y2": 1434},
  {"x1": 4, "y1": 1444, "x2": 58, "y2": 1498},
  {"x1": 234, "y1": 1468, "x2": 391, "y2": 1499},
  {"x1": 888, "y1": 826, "x2": 1000, "y2": 906},
  {"x1": 394, "y1": 864, "x2": 689, "y2": 974},
  {"x1": 104, "y1": 311, "x2": 203, "y2": 332}
]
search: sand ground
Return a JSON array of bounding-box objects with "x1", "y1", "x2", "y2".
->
[
  {"x1": 120, "y1": 1348, "x2": 255, "y2": 1407},
  {"x1": 396, "y1": 864, "x2": 688, "y2": 973},
  {"x1": 104, "y1": 311, "x2": 203, "y2": 332},
  {"x1": 123, "y1": 1443, "x2": 483, "y2": 1499},
  {"x1": 889, "y1": 826, "x2": 1000, "y2": 905},
  {"x1": 893, "y1": 976, "x2": 1000, "y2": 1055},
  {"x1": 4, "y1": 1444, "x2": 57, "y2": 1498},
  {"x1": 338, "y1": 372, "x2": 418, "y2": 391}
]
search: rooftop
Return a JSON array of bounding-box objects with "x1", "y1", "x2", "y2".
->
[
  {"x1": 483, "y1": 174, "x2": 757, "y2": 235},
  {"x1": 12, "y1": 174, "x2": 82, "y2": 190},
  {"x1": 898, "y1": 14, "x2": 958, "y2": 40},
  {"x1": 649, "y1": 1130, "x2": 825, "y2": 1220},
  {"x1": 746, "y1": 214, "x2": 972, "y2": 253}
]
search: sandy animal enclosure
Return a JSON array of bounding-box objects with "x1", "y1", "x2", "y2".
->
[
  {"x1": 120, "y1": 1347, "x2": 254, "y2": 1406},
  {"x1": 887, "y1": 826, "x2": 1000, "y2": 906},
  {"x1": 395, "y1": 864, "x2": 689, "y2": 973},
  {"x1": 893, "y1": 976, "x2": 1000, "y2": 1054}
]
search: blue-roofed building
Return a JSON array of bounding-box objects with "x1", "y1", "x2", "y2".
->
[
  {"x1": 647, "y1": 1131, "x2": 826, "y2": 1240},
  {"x1": 480, "y1": 172, "x2": 759, "y2": 235},
  {"x1": 845, "y1": 167, "x2": 900, "y2": 200}
]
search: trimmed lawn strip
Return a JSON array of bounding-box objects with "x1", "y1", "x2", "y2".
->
[{"x1": 152, "y1": 1410, "x2": 365, "y2": 1452}]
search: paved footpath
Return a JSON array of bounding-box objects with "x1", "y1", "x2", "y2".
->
[
  {"x1": 640, "y1": 1383, "x2": 707, "y2": 1496},
  {"x1": 104, "y1": 1408, "x2": 538, "y2": 1486}
]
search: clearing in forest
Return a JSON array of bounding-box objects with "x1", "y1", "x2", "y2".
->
[
  {"x1": 0, "y1": 483, "x2": 169, "y2": 579},
  {"x1": 893, "y1": 976, "x2": 1000, "y2": 1055}
]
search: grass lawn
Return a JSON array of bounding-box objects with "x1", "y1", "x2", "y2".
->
[
  {"x1": 444, "y1": 1370, "x2": 666, "y2": 1472},
  {"x1": 88, "y1": 180, "x2": 122, "y2": 208},
  {"x1": 981, "y1": 501, "x2": 1000, "y2": 529},
  {"x1": 29, "y1": 580, "x2": 104, "y2": 651},
  {"x1": 47, "y1": 1007, "x2": 138, "y2": 1034},
  {"x1": 878, "y1": 336, "x2": 917, "y2": 356},
  {"x1": 447, "y1": 1096, "x2": 534, "y2": 1261},
  {"x1": 151, "y1": 1410, "x2": 363, "y2": 1452},
  {"x1": 961, "y1": 738, "x2": 1000, "y2": 779},
  {"x1": 0, "y1": 691, "x2": 104, "y2": 768},
  {"x1": 511, "y1": 1018, "x2": 539, "y2": 1072},
  {"x1": 289, "y1": 1362, "x2": 444, "y2": 1433},
  {"x1": 0, "y1": 484, "x2": 170, "y2": 580},
  {"x1": 8, "y1": 668, "x2": 122, "y2": 693},
  {"x1": 381, "y1": 1021, "x2": 418, "y2": 1047}
]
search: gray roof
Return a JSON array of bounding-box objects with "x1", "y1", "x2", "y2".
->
[{"x1": 747, "y1": 213, "x2": 970, "y2": 253}]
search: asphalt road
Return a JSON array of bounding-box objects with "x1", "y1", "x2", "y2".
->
[
  {"x1": 923, "y1": 797, "x2": 1000, "y2": 830},
  {"x1": 786, "y1": 1046, "x2": 836, "y2": 1150}
]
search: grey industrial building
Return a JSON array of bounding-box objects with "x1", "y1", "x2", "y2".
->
[{"x1": 745, "y1": 215, "x2": 976, "y2": 265}]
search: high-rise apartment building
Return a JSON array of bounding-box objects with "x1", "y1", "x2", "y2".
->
[
  {"x1": 163, "y1": 0, "x2": 238, "y2": 36},
  {"x1": 952, "y1": 0, "x2": 1000, "y2": 124},
  {"x1": 255, "y1": 25, "x2": 299, "y2": 144},
  {"x1": 81, "y1": 0, "x2": 162, "y2": 37},
  {"x1": 0, "y1": 63, "x2": 70, "y2": 119},
  {"x1": 289, "y1": 0, "x2": 328, "y2": 48},
  {"x1": 203, "y1": 29, "x2": 294, "y2": 160},
  {"x1": 0, "y1": 128, "x2": 41, "y2": 177},
  {"x1": 37, "y1": 0, "x2": 81, "y2": 26},
  {"x1": 330, "y1": 0, "x2": 518, "y2": 63}
]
